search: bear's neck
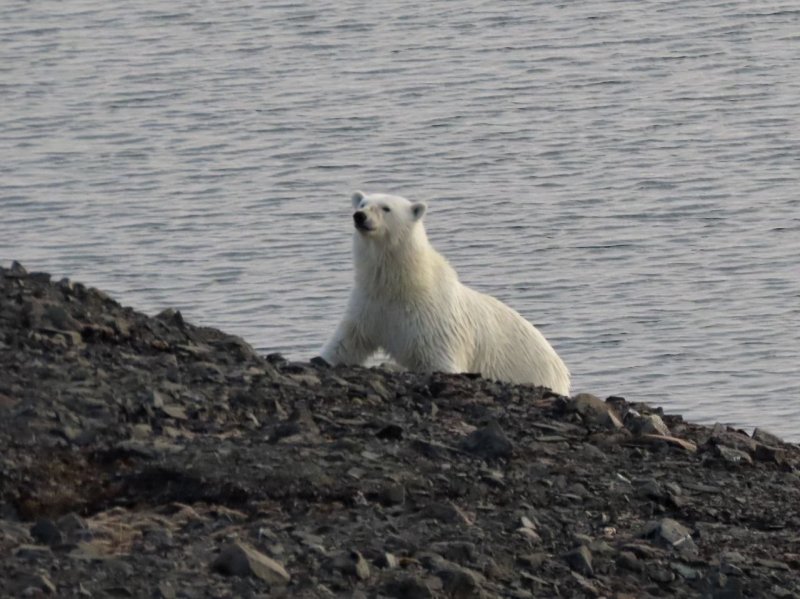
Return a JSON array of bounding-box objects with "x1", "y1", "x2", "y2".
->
[{"x1": 353, "y1": 226, "x2": 447, "y2": 299}]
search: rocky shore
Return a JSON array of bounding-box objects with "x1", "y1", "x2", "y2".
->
[{"x1": 1, "y1": 261, "x2": 799, "y2": 598}]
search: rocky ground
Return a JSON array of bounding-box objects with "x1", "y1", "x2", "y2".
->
[{"x1": 1, "y1": 261, "x2": 799, "y2": 599}]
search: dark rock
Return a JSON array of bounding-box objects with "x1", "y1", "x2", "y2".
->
[
  {"x1": 14, "y1": 544, "x2": 54, "y2": 560},
  {"x1": 376, "y1": 423, "x2": 404, "y2": 440},
  {"x1": 435, "y1": 562, "x2": 481, "y2": 598},
  {"x1": 382, "y1": 575, "x2": 434, "y2": 599},
  {"x1": 563, "y1": 545, "x2": 593, "y2": 576},
  {"x1": 30, "y1": 518, "x2": 63, "y2": 546},
  {"x1": 648, "y1": 564, "x2": 675, "y2": 582},
  {"x1": 380, "y1": 483, "x2": 406, "y2": 506},
  {"x1": 309, "y1": 356, "x2": 330, "y2": 368},
  {"x1": 616, "y1": 551, "x2": 642, "y2": 572},
  {"x1": 752, "y1": 427, "x2": 783, "y2": 446},
  {"x1": 710, "y1": 431, "x2": 758, "y2": 454},
  {"x1": 753, "y1": 443, "x2": 787, "y2": 464},
  {"x1": 7, "y1": 260, "x2": 28, "y2": 278},
  {"x1": 156, "y1": 308, "x2": 184, "y2": 327},
  {"x1": 459, "y1": 420, "x2": 513, "y2": 459},
  {"x1": 2, "y1": 266, "x2": 800, "y2": 599},
  {"x1": 639, "y1": 519, "x2": 697, "y2": 558}
]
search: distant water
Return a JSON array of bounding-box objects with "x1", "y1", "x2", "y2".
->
[{"x1": 2, "y1": 1, "x2": 799, "y2": 439}]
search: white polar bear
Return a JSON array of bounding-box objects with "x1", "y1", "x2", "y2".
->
[{"x1": 320, "y1": 191, "x2": 571, "y2": 396}]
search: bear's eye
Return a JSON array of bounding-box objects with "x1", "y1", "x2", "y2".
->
[{"x1": 381, "y1": 206, "x2": 391, "y2": 213}]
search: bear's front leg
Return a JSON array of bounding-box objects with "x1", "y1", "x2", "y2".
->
[{"x1": 319, "y1": 318, "x2": 377, "y2": 366}]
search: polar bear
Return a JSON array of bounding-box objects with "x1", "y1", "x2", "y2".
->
[{"x1": 320, "y1": 191, "x2": 570, "y2": 395}]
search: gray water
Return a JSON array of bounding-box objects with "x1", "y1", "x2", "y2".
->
[{"x1": 2, "y1": 1, "x2": 799, "y2": 439}]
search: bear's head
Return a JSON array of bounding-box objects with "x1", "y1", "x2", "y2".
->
[{"x1": 350, "y1": 191, "x2": 427, "y2": 244}]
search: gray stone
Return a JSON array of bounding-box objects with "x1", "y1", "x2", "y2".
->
[
  {"x1": 640, "y1": 518, "x2": 697, "y2": 557},
  {"x1": 161, "y1": 404, "x2": 188, "y2": 420},
  {"x1": 57, "y1": 512, "x2": 89, "y2": 535},
  {"x1": 563, "y1": 545, "x2": 593, "y2": 576},
  {"x1": 671, "y1": 561, "x2": 700, "y2": 580},
  {"x1": 636, "y1": 478, "x2": 666, "y2": 501},
  {"x1": 627, "y1": 412, "x2": 671, "y2": 436},
  {"x1": 711, "y1": 431, "x2": 757, "y2": 454},
  {"x1": 616, "y1": 551, "x2": 642, "y2": 572},
  {"x1": 713, "y1": 445, "x2": 754, "y2": 466},
  {"x1": 648, "y1": 564, "x2": 675, "y2": 582},
  {"x1": 436, "y1": 563, "x2": 481, "y2": 599},
  {"x1": 212, "y1": 542, "x2": 290, "y2": 584},
  {"x1": 752, "y1": 427, "x2": 783, "y2": 446},
  {"x1": 459, "y1": 420, "x2": 513, "y2": 460},
  {"x1": 570, "y1": 393, "x2": 623, "y2": 430}
]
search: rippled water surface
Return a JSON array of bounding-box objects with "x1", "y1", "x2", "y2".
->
[{"x1": 2, "y1": 1, "x2": 799, "y2": 438}]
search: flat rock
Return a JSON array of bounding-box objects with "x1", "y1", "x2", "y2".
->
[
  {"x1": 713, "y1": 445, "x2": 754, "y2": 466},
  {"x1": 569, "y1": 393, "x2": 623, "y2": 430},
  {"x1": 212, "y1": 542, "x2": 290, "y2": 584},
  {"x1": 626, "y1": 412, "x2": 671, "y2": 436},
  {"x1": 459, "y1": 420, "x2": 513, "y2": 460},
  {"x1": 639, "y1": 518, "x2": 697, "y2": 558}
]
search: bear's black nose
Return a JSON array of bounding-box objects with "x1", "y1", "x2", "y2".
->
[{"x1": 353, "y1": 211, "x2": 367, "y2": 226}]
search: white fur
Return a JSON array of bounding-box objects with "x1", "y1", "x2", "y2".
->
[{"x1": 320, "y1": 191, "x2": 570, "y2": 395}]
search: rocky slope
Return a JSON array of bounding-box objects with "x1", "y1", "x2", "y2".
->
[{"x1": 1, "y1": 261, "x2": 799, "y2": 598}]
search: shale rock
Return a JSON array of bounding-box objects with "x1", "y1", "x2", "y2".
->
[{"x1": 1, "y1": 262, "x2": 800, "y2": 598}]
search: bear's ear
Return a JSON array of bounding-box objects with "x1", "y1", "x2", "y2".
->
[
  {"x1": 411, "y1": 201, "x2": 427, "y2": 221},
  {"x1": 352, "y1": 191, "x2": 365, "y2": 209}
]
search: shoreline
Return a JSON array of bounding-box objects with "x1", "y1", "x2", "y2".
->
[{"x1": 2, "y1": 261, "x2": 799, "y2": 597}]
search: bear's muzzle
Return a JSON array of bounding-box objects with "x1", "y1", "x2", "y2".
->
[{"x1": 353, "y1": 210, "x2": 375, "y2": 232}]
